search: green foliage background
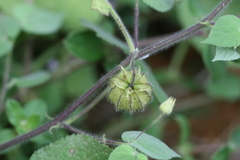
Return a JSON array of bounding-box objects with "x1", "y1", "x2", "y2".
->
[{"x1": 0, "y1": 0, "x2": 240, "y2": 159}]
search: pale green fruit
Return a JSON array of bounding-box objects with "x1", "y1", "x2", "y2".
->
[
  {"x1": 107, "y1": 66, "x2": 153, "y2": 113},
  {"x1": 159, "y1": 97, "x2": 176, "y2": 115}
]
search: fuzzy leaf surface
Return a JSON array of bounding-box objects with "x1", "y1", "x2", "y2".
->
[
  {"x1": 30, "y1": 134, "x2": 112, "y2": 160},
  {"x1": 202, "y1": 15, "x2": 240, "y2": 47}
]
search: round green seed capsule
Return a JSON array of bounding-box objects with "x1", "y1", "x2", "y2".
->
[{"x1": 107, "y1": 66, "x2": 153, "y2": 113}]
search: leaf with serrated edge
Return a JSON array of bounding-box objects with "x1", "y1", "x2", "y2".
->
[
  {"x1": 202, "y1": 15, "x2": 240, "y2": 47},
  {"x1": 142, "y1": 0, "x2": 174, "y2": 12},
  {"x1": 92, "y1": 0, "x2": 111, "y2": 16},
  {"x1": 212, "y1": 47, "x2": 240, "y2": 61},
  {"x1": 122, "y1": 131, "x2": 181, "y2": 159},
  {"x1": 108, "y1": 144, "x2": 148, "y2": 160},
  {"x1": 31, "y1": 134, "x2": 112, "y2": 160}
]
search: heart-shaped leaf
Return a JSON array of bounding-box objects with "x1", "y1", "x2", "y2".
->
[{"x1": 202, "y1": 15, "x2": 240, "y2": 47}]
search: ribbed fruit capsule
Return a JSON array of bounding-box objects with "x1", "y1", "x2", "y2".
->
[{"x1": 107, "y1": 66, "x2": 153, "y2": 113}]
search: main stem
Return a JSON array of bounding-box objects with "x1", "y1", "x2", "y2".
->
[{"x1": 0, "y1": 0, "x2": 232, "y2": 151}]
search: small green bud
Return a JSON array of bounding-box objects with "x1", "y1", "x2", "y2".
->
[
  {"x1": 107, "y1": 66, "x2": 153, "y2": 113},
  {"x1": 159, "y1": 97, "x2": 176, "y2": 115}
]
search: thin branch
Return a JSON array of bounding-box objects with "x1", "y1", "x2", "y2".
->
[
  {"x1": 24, "y1": 38, "x2": 33, "y2": 74},
  {"x1": 62, "y1": 123, "x2": 120, "y2": 145},
  {"x1": 64, "y1": 88, "x2": 108, "y2": 125},
  {"x1": 0, "y1": 0, "x2": 232, "y2": 151},
  {"x1": 134, "y1": 0, "x2": 139, "y2": 49},
  {"x1": 0, "y1": 52, "x2": 12, "y2": 114},
  {"x1": 109, "y1": 4, "x2": 135, "y2": 53},
  {"x1": 136, "y1": 0, "x2": 230, "y2": 60}
]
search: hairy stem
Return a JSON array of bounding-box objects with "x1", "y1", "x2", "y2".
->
[
  {"x1": 109, "y1": 4, "x2": 135, "y2": 53},
  {"x1": 134, "y1": 0, "x2": 139, "y2": 49},
  {"x1": 0, "y1": 0, "x2": 232, "y2": 151},
  {"x1": 62, "y1": 123, "x2": 121, "y2": 145}
]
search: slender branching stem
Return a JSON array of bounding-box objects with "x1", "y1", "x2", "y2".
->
[
  {"x1": 62, "y1": 123, "x2": 121, "y2": 145},
  {"x1": 64, "y1": 88, "x2": 108, "y2": 125},
  {"x1": 134, "y1": 0, "x2": 139, "y2": 49},
  {"x1": 0, "y1": 52, "x2": 12, "y2": 114},
  {"x1": 129, "y1": 0, "x2": 140, "y2": 86},
  {"x1": 130, "y1": 113, "x2": 164, "y2": 143},
  {"x1": 0, "y1": 0, "x2": 232, "y2": 151},
  {"x1": 110, "y1": 6, "x2": 135, "y2": 53}
]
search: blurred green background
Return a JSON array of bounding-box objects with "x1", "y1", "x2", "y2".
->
[{"x1": 0, "y1": 0, "x2": 240, "y2": 159}]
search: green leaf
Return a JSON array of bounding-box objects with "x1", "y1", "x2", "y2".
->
[
  {"x1": 213, "y1": 47, "x2": 240, "y2": 61},
  {"x1": 81, "y1": 19, "x2": 128, "y2": 52},
  {"x1": 24, "y1": 99, "x2": 47, "y2": 122},
  {"x1": 0, "y1": 38, "x2": 12, "y2": 57},
  {"x1": 202, "y1": 15, "x2": 240, "y2": 47},
  {"x1": 92, "y1": 0, "x2": 111, "y2": 16},
  {"x1": 0, "y1": 15, "x2": 20, "y2": 39},
  {"x1": 211, "y1": 146, "x2": 231, "y2": 160},
  {"x1": 12, "y1": 3, "x2": 63, "y2": 35},
  {"x1": 64, "y1": 31, "x2": 104, "y2": 61},
  {"x1": 34, "y1": 0, "x2": 102, "y2": 32},
  {"x1": 200, "y1": 45, "x2": 226, "y2": 80},
  {"x1": 228, "y1": 126, "x2": 240, "y2": 150},
  {"x1": 16, "y1": 115, "x2": 40, "y2": 134},
  {"x1": 108, "y1": 144, "x2": 148, "y2": 160},
  {"x1": 38, "y1": 82, "x2": 65, "y2": 115},
  {"x1": 65, "y1": 65, "x2": 97, "y2": 96},
  {"x1": 0, "y1": 129, "x2": 15, "y2": 144},
  {"x1": 0, "y1": 14, "x2": 20, "y2": 56},
  {"x1": 207, "y1": 75, "x2": 240, "y2": 100},
  {"x1": 6, "y1": 99, "x2": 26, "y2": 127},
  {"x1": 122, "y1": 131, "x2": 181, "y2": 159},
  {"x1": 30, "y1": 134, "x2": 113, "y2": 160},
  {"x1": 142, "y1": 0, "x2": 174, "y2": 12},
  {"x1": 15, "y1": 71, "x2": 51, "y2": 88}
]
